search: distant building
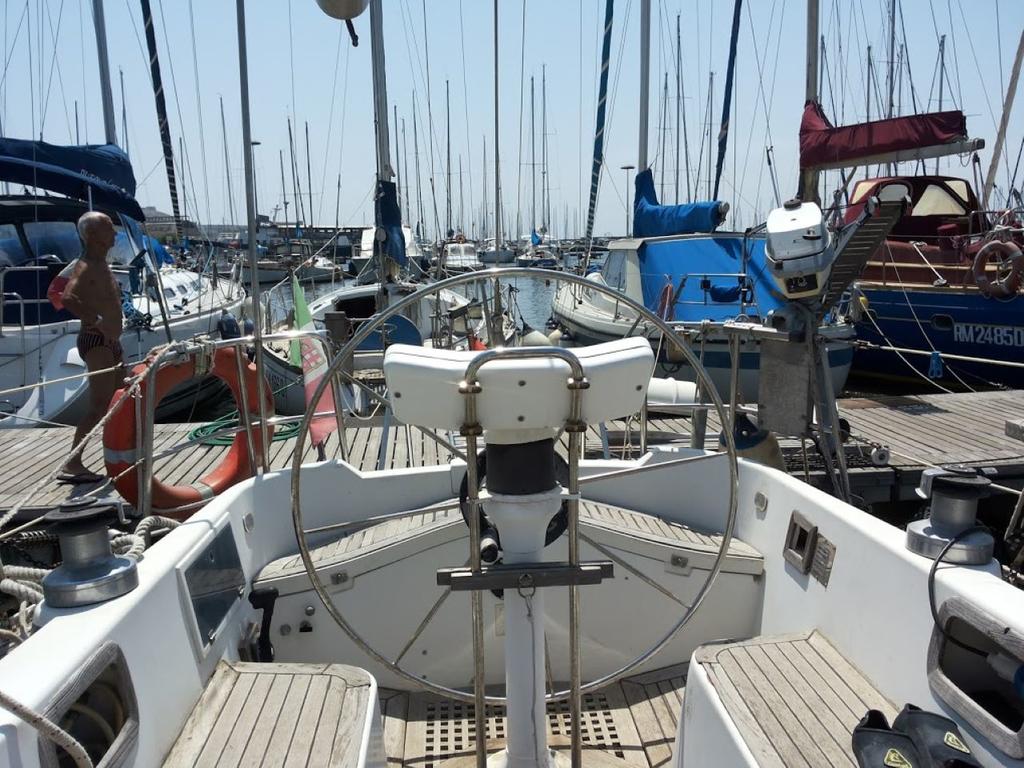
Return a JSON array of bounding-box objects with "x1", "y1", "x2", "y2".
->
[{"x1": 139, "y1": 206, "x2": 202, "y2": 242}]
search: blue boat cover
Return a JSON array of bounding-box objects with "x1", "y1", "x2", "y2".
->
[
  {"x1": 146, "y1": 236, "x2": 174, "y2": 266},
  {"x1": 378, "y1": 179, "x2": 407, "y2": 266},
  {"x1": 638, "y1": 235, "x2": 787, "y2": 321},
  {"x1": 0, "y1": 138, "x2": 143, "y2": 220},
  {"x1": 632, "y1": 168, "x2": 723, "y2": 238}
]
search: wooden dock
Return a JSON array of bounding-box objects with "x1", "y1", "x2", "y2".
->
[{"x1": 1, "y1": 389, "x2": 1022, "y2": 516}]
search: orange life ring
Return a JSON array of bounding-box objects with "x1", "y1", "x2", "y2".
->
[
  {"x1": 973, "y1": 240, "x2": 1024, "y2": 298},
  {"x1": 656, "y1": 282, "x2": 675, "y2": 321},
  {"x1": 103, "y1": 346, "x2": 273, "y2": 518}
]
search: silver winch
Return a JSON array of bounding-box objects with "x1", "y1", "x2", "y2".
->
[
  {"x1": 906, "y1": 466, "x2": 995, "y2": 564},
  {"x1": 41, "y1": 498, "x2": 139, "y2": 608}
]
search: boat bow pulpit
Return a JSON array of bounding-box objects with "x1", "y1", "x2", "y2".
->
[{"x1": 384, "y1": 338, "x2": 655, "y2": 768}]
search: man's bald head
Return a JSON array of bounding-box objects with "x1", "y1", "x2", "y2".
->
[{"x1": 77, "y1": 211, "x2": 116, "y2": 254}]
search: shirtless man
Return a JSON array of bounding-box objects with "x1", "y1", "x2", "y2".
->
[{"x1": 59, "y1": 212, "x2": 124, "y2": 482}]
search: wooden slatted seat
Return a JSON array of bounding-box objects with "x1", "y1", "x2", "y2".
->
[
  {"x1": 694, "y1": 631, "x2": 896, "y2": 767},
  {"x1": 163, "y1": 661, "x2": 377, "y2": 768},
  {"x1": 253, "y1": 500, "x2": 763, "y2": 592}
]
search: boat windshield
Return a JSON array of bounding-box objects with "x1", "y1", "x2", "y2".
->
[
  {"x1": 23, "y1": 221, "x2": 80, "y2": 263},
  {"x1": 912, "y1": 184, "x2": 967, "y2": 216},
  {"x1": 601, "y1": 250, "x2": 627, "y2": 290}
]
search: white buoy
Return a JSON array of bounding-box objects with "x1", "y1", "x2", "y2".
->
[
  {"x1": 521, "y1": 327, "x2": 551, "y2": 346},
  {"x1": 646, "y1": 377, "x2": 698, "y2": 410},
  {"x1": 547, "y1": 328, "x2": 563, "y2": 346},
  {"x1": 314, "y1": 0, "x2": 369, "y2": 20}
]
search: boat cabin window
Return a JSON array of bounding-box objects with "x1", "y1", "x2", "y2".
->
[
  {"x1": 23, "y1": 220, "x2": 80, "y2": 264},
  {"x1": 945, "y1": 179, "x2": 971, "y2": 205},
  {"x1": 849, "y1": 181, "x2": 874, "y2": 204},
  {"x1": 913, "y1": 184, "x2": 967, "y2": 216},
  {"x1": 876, "y1": 182, "x2": 911, "y2": 202},
  {"x1": 602, "y1": 250, "x2": 628, "y2": 290}
]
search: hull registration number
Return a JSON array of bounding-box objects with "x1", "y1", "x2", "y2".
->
[{"x1": 953, "y1": 322, "x2": 1024, "y2": 347}]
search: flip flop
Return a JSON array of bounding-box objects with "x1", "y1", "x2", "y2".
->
[
  {"x1": 57, "y1": 471, "x2": 106, "y2": 485},
  {"x1": 852, "y1": 710, "x2": 922, "y2": 768},
  {"x1": 893, "y1": 704, "x2": 982, "y2": 768}
]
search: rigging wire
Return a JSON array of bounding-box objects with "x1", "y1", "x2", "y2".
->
[
  {"x1": 0, "y1": 3, "x2": 30, "y2": 100},
  {"x1": 39, "y1": 0, "x2": 70, "y2": 141},
  {"x1": 187, "y1": 0, "x2": 212, "y2": 226},
  {"x1": 155, "y1": 0, "x2": 205, "y2": 234},
  {"x1": 78, "y1": 0, "x2": 85, "y2": 140},
  {"x1": 317, "y1": 24, "x2": 344, "y2": 225}
]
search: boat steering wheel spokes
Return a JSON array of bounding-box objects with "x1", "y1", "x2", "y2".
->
[{"x1": 291, "y1": 267, "x2": 739, "y2": 703}]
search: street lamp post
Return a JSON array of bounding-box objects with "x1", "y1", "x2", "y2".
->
[{"x1": 620, "y1": 164, "x2": 635, "y2": 236}]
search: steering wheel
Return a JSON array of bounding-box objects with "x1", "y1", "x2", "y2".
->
[{"x1": 290, "y1": 267, "x2": 739, "y2": 704}]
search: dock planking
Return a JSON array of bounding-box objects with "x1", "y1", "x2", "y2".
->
[{"x1": 0, "y1": 389, "x2": 1022, "y2": 514}]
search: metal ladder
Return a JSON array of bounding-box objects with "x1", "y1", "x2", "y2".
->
[{"x1": 819, "y1": 196, "x2": 909, "y2": 313}]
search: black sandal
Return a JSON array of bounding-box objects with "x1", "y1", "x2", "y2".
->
[
  {"x1": 892, "y1": 704, "x2": 982, "y2": 768},
  {"x1": 852, "y1": 710, "x2": 922, "y2": 768}
]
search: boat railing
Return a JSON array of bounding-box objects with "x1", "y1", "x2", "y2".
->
[
  {"x1": 643, "y1": 270, "x2": 754, "y2": 312},
  {"x1": 0, "y1": 265, "x2": 57, "y2": 335}
]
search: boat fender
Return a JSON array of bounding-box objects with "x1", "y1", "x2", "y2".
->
[
  {"x1": 103, "y1": 346, "x2": 273, "y2": 518},
  {"x1": 973, "y1": 240, "x2": 1023, "y2": 299}
]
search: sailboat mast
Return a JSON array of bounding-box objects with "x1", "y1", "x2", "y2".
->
[
  {"x1": 542, "y1": 64, "x2": 548, "y2": 231},
  {"x1": 220, "y1": 96, "x2": 236, "y2": 225},
  {"x1": 234, "y1": 0, "x2": 268, "y2": 470},
  {"x1": 798, "y1": 0, "x2": 820, "y2": 204},
  {"x1": 287, "y1": 118, "x2": 301, "y2": 235},
  {"x1": 706, "y1": 71, "x2": 713, "y2": 200},
  {"x1": 305, "y1": 121, "x2": 314, "y2": 230},
  {"x1": 140, "y1": 0, "x2": 181, "y2": 234},
  {"x1": 530, "y1": 75, "x2": 536, "y2": 231},
  {"x1": 984, "y1": 29, "x2": 1024, "y2": 208},
  {"x1": 119, "y1": 67, "x2": 129, "y2": 159},
  {"x1": 866, "y1": 46, "x2": 873, "y2": 121},
  {"x1": 91, "y1": 0, "x2": 117, "y2": 145},
  {"x1": 401, "y1": 117, "x2": 411, "y2": 223},
  {"x1": 659, "y1": 72, "x2": 667, "y2": 198},
  {"x1": 394, "y1": 104, "x2": 402, "y2": 224},
  {"x1": 445, "y1": 80, "x2": 452, "y2": 235},
  {"x1": 584, "y1": 0, "x2": 615, "y2": 247},
  {"x1": 279, "y1": 149, "x2": 289, "y2": 225},
  {"x1": 482, "y1": 135, "x2": 488, "y2": 239},
  {"x1": 638, "y1": 0, "x2": 651, "y2": 169},
  {"x1": 412, "y1": 91, "x2": 425, "y2": 236},
  {"x1": 459, "y1": 155, "x2": 464, "y2": 232},
  {"x1": 713, "y1": 0, "x2": 743, "y2": 200},
  {"x1": 885, "y1": 0, "x2": 896, "y2": 119},
  {"x1": 675, "y1": 15, "x2": 682, "y2": 203},
  {"x1": 935, "y1": 35, "x2": 945, "y2": 175},
  {"x1": 493, "y1": 0, "x2": 501, "y2": 254}
]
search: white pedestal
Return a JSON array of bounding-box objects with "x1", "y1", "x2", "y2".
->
[{"x1": 481, "y1": 487, "x2": 563, "y2": 768}]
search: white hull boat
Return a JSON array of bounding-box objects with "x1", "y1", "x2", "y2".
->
[
  {"x1": 262, "y1": 281, "x2": 517, "y2": 415},
  {"x1": 0, "y1": 267, "x2": 245, "y2": 427},
  {"x1": 2, "y1": 328, "x2": 1021, "y2": 768}
]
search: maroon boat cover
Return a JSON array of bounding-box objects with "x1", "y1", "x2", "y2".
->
[{"x1": 799, "y1": 100, "x2": 967, "y2": 169}]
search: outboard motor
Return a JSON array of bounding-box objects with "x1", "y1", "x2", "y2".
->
[{"x1": 765, "y1": 198, "x2": 834, "y2": 300}]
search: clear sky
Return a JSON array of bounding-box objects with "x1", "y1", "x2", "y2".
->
[{"x1": 1, "y1": 0, "x2": 1021, "y2": 239}]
